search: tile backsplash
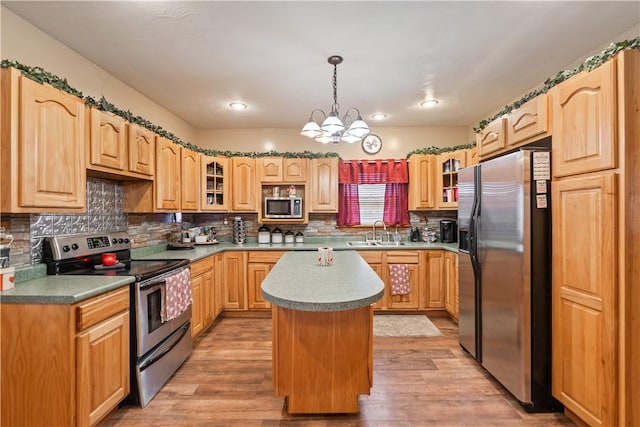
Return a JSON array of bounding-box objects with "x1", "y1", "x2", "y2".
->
[
  {"x1": 1, "y1": 176, "x2": 458, "y2": 268},
  {"x1": 29, "y1": 177, "x2": 128, "y2": 264}
]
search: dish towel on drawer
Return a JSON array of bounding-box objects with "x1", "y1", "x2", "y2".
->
[
  {"x1": 390, "y1": 264, "x2": 410, "y2": 295},
  {"x1": 162, "y1": 268, "x2": 192, "y2": 322}
]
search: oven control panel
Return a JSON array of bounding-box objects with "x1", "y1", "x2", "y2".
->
[{"x1": 45, "y1": 232, "x2": 132, "y2": 261}]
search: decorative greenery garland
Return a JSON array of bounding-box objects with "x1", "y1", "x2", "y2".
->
[
  {"x1": 473, "y1": 37, "x2": 640, "y2": 133},
  {"x1": 3, "y1": 36, "x2": 638, "y2": 153},
  {"x1": 406, "y1": 142, "x2": 476, "y2": 158},
  {"x1": 0, "y1": 59, "x2": 339, "y2": 159}
]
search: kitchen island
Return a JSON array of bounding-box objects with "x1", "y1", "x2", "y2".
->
[{"x1": 261, "y1": 250, "x2": 384, "y2": 414}]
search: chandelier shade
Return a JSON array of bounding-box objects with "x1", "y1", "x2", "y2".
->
[{"x1": 301, "y1": 55, "x2": 371, "y2": 145}]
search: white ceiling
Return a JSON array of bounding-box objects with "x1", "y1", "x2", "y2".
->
[{"x1": 3, "y1": 1, "x2": 639, "y2": 130}]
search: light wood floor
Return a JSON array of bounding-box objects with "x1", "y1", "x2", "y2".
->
[{"x1": 103, "y1": 314, "x2": 575, "y2": 427}]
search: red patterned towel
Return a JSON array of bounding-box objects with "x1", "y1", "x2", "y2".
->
[
  {"x1": 162, "y1": 268, "x2": 192, "y2": 322},
  {"x1": 389, "y1": 264, "x2": 410, "y2": 296}
]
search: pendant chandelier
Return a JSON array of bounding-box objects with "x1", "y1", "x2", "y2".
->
[{"x1": 300, "y1": 55, "x2": 371, "y2": 144}]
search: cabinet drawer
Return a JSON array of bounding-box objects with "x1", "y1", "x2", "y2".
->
[
  {"x1": 76, "y1": 287, "x2": 129, "y2": 332},
  {"x1": 386, "y1": 251, "x2": 419, "y2": 264},
  {"x1": 357, "y1": 250, "x2": 383, "y2": 264},
  {"x1": 247, "y1": 251, "x2": 285, "y2": 264},
  {"x1": 191, "y1": 256, "x2": 213, "y2": 277}
]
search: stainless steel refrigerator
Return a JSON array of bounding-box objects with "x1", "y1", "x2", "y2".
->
[{"x1": 457, "y1": 148, "x2": 560, "y2": 412}]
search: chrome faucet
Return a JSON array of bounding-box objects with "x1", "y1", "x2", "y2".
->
[{"x1": 372, "y1": 220, "x2": 387, "y2": 242}]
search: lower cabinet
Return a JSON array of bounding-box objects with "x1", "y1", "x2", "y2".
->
[
  {"x1": 421, "y1": 250, "x2": 445, "y2": 309},
  {"x1": 444, "y1": 251, "x2": 459, "y2": 319},
  {"x1": 358, "y1": 250, "x2": 423, "y2": 311},
  {"x1": 385, "y1": 251, "x2": 421, "y2": 310},
  {"x1": 213, "y1": 253, "x2": 224, "y2": 316},
  {"x1": 1, "y1": 286, "x2": 130, "y2": 427},
  {"x1": 223, "y1": 251, "x2": 247, "y2": 310},
  {"x1": 190, "y1": 256, "x2": 215, "y2": 338},
  {"x1": 247, "y1": 251, "x2": 285, "y2": 309}
]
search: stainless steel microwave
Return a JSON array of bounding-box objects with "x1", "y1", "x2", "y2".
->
[{"x1": 264, "y1": 197, "x2": 302, "y2": 219}]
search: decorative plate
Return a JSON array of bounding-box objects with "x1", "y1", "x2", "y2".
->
[{"x1": 362, "y1": 134, "x2": 382, "y2": 154}]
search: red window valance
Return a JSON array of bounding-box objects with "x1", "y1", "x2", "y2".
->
[{"x1": 338, "y1": 159, "x2": 409, "y2": 184}]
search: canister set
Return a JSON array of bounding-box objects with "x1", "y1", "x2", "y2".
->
[{"x1": 257, "y1": 225, "x2": 303, "y2": 245}]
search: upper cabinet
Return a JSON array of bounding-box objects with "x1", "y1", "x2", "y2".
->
[
  {"x1": 1, "y1": 68, "x2": 86, "y2": 213},
  {"x1": 550, "y1": 60, "x2": 616, "y2": 178},
  {"x1": 408, "y1": 155, "x2": 436, "y2": 210},
  {"x1": 155, "y1": 137, "x2": 181, "y2": 211},
  {"x1": 436, "y1": 150, "x2": 466, "y2": 209},
  {"x1": 88, "y1": 111, "x2": 155, "y2": 179},
  {"x1": 258, "y1": 157, "x2": 308, "y2": 182},
  {"x1": 180, "y1": 147, "x2": 200, "y2": 211},
  {"x1": 309, "y1": 158, "x2": 338, "y2": 212},
  {"x1": 477, "y1": 94, "x2": 551, "y2": 161},
  {"x1": 231, "y1": 157, "x2": 257, "y2": 212},
  {"x1": 476, "y1": 117, "x2": 506, "y2": 159},
  {"x1": 201, "y1": 156, "x2": 230, "y2": 211},
  {"x1": 126, "y1": 123, "x2": 155, "y2": 178},
  {"x1": 506, "y1": 94, "x2": 549, "y2": 147}
]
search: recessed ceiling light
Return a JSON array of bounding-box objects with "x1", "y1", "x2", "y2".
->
[
  {"x1": 371, "y1": 113, "x2": 387, "y2": 120},
  {"x1": 229, "y1": 102, "x2": 247, "y2": 111},
  {"x1": 420, "y1": 99, "x2": 439, "y2": 108}
]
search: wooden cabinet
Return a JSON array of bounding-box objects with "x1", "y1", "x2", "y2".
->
[
  {"x1": 436, "y1": 150, "x2": 467, "y2": 209},
  {"x1": 444, "y1": 251, "x2": 459, "y2": 319},
  {"x1": 155, "y1": 137, "x2": 181, "y2": 211},
  {"x1": 231, "y1": 157, "x2": 257, "y2": 212},
  {"x1": 213, "y1": 253, "x2": 225, "y2": 316},
  {"x1": 127, "y1": 123, "x2": 156, "y2": 177},
  {"x1": 180, "y1": 147, "x2": 200, "y2": 211},
  {"x1": 247, "y1": 251, "x2": 284, "y2": 309},
  {"x1": 548, "y1": 51, "x2": 640, "y2": 427},
  {"x1": 551, "y1": 60, "x2": 616, "y2": 178},
  {"x1": 476, "y1": 117, "x2": 506, "y2": 159},
  {"x1": 506, "y1": 94, "x2": 550, "y2": 147},
  {"x1": 88, "y1": 109, "x2": 127, "y2": 173},
  {"x1": 258, "y1": 157, "x2": 308, "y2": 182},
  {"x1": 223, "y1": 251, "x2": 247, "y2": 310},
  {"x1": 258, "y1": 157, "x2": 283, "y2": 182},
  {"x1": 552, "y1": 173, "x2": 617, "y2": 426},
  {"x1": 201, "y1": 156, "x2": 230, "y2": 211},
  {"x1": 422, "y1": 250, "x2": 445, "y2": 309},
  {"x1": 358, "y1": 250, "x2": 421, "y2": 311},
  {"x1": 284, "y1": 158, "x2": 308, "y2": 181},
  {"x1": 190, "y1": 256, "x2": 214, "y2": 338},
  {"x1": 309, "y1": 157, "x2": 338, "y2": 212},
  {"x1": 1, "y1": 67, "x2": 86, "y2": 212},
  {"x1": 1, "y1": 286, "x2": 130, "y2": 426},
  {"x1": 385, "y1": 251, "x2": 421, "y2": 310},
  {"x1": 88, "y1": 111, "x2": 155, "y2": 180},
  {"x1": 408, "y1": 155, "x2": 436, "y2": 210},
  {"x1": 357, "y1": 251, "x2": 384, "y2": 309},
  {"x1": 478, "y1": 94, "x2": 551, "y2": 162}
]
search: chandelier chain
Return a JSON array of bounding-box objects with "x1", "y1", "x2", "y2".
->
[{"x1": 332, "y1": 62, "x2": 339, "y2": 112}]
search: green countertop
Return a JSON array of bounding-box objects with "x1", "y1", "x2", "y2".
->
[
  {"x1": 1, "y1": 239, "x2": 458, "y2": 305},
  {"x1": 260, "y1": 251, "x2": 385, "y2": 312}
]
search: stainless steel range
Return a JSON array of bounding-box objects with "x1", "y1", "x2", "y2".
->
[{"x1": 44, "y1": 232, "x2": 193, "y2": 407}]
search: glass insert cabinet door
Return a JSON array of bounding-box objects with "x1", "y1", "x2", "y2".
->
[
  {"x1": 437, "y1": 151, "x2": 467, "y2": 209},
  {"x1": 201, "y1": 156, "x2": 230, "y2": 211}
]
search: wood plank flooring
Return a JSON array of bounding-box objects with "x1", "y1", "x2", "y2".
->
[{"x1": 102, "y1": 315, "x2": 575, "y2": 427}]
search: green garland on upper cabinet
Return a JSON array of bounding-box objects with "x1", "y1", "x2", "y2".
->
[
  {"x1": 3, "y1": 36, "x2": 639, "y2": 153},
  {"x1": 0, "y1": 59, "x2": 339, "y2": 159},
  {"x1": 473, "y1": 37, "x2": 640, "y2": 132}
]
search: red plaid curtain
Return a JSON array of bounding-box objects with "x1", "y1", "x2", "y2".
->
[{"x1": 337, "y1": 159, "x2": 410, "y2": 226}]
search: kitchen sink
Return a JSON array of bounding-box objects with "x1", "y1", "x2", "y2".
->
[
  {"x1": 346, "y1": 241, "x2": 406, "y2": 247},
  {"x1": 346, "y1": 241, "x2": 378, "y2": 247}
]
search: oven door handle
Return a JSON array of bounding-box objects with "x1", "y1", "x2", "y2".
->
[
  {"x1": 140, "y1": 280, "x2": 165, "y2": 292},
  {"x1": 138, "y1": 322, "x2": 190, "y2": 370}
]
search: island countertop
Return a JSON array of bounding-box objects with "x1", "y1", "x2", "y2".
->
[{"x1": 261, "y1": 250, "x2": 384, "y2": 312}]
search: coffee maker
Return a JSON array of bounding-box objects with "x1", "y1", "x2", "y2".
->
[{"x1": 440, "y1": 220, "x2": 457, "y2": 243}]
